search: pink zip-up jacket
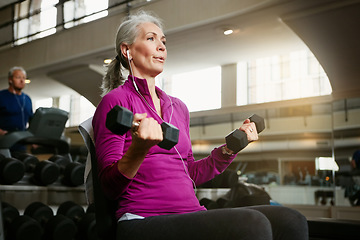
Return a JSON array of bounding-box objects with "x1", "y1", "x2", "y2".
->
[{"x1": 92, "y1": 76, "x2": 237, "y2": 219}]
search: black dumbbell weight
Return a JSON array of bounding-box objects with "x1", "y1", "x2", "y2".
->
[
  {"x1": 86, "y1": 202, "x2": 96, "y2": 214},
  {"x1": 199, "y1": 198, "x2": 219, "y2": 210},
  {"x1": 0, "y1": 153, "x2": 25, "y2": 184},
  {"x1": 216, "y1": 197, "x2": 230, "y2": 208},
  {"x1": 48, "y1": 155, "x2": 85, "y2": 186},
  {"x1": 225, "y1": 114, "x2": 265, "y2": 153},
  {"x1": 213, "y1": 169, "x2": 239, "y2": 188},
  {"x1": 106, "y1": 105, "x2": 179, "y2": 150},
  {"x1": 57, "y1": 201, "x2": 96, "y2": 240},
  {"x1": 1, "y1": 201, "x2": 43, "y2": 240},
  {"x1": 11, "y1": 152, "x2": 60, "y2": 186},
  {"x1": 24, "y1": 201, "x2": 77, "y2": 240}
]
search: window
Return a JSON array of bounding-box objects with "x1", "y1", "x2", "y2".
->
[
  {"x1": 63, "y1": 0, "x2": 108, "y2": 29},
  {"x1": 35, "y1": 97, "x2": 53, "y2": 109},
  {"x1": 316, "y1": 157, "x2": 339, "y2": 171},
  {"x1": 13, "y1": 1, "x2": 30, "y2": 45},
  {"x1": 13, "y1": 0, "x2": 109, "y2": 45},
  {"x1": 14, "y1": 0, "x2": 58, "y2": 45},
  {"x1": 237, "y1": 50, "x2": 332, "y2": 105},
  {"x1": 171, "y1": 67, "x2": 221, "y2": 112}
]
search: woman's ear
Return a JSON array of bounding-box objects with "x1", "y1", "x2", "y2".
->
[{"x1": 120, "y1": 44, "x2": 130, "y2": 60}]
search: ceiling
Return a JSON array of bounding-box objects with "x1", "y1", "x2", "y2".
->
[{"x1": 1, "y1": 0, "x2": 360, "y2": 105}]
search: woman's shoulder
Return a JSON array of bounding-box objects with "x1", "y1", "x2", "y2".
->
[
  {"x1": 170, "y1": 95, "x2": 188, "y2": 110},
  {"x1": 167, "y1": 94, "x2": 190, "y2": 117},
  {"x1": 103, "y1": 84, "x2": 132, "y2": 102},
  {"x1": 98, "y1": 84, "x2": 135, "y2": 112}
]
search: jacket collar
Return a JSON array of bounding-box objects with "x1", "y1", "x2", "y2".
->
[{"x1": 126, "y1": 75, "x2": 173, "y2": 120}]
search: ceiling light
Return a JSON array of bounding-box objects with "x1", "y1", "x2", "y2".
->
[
  {"x1": 25, "y1": 79, "x2": 31, "y2": 84},
  {"x1": 104, "y1": 58, "x2": 112, "y2": 64},
  {"x1": 216, "y1": 26, "x2": 240, "y2": 36},
  {"x1": 223, "y1": 29, "x2": 234, "y2": 35}
]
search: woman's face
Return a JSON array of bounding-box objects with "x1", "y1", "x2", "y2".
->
[{"x1": 129, "y1": 22, "x2": 167, "y2": 79}]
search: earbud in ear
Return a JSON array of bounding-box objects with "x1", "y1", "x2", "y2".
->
[{"x1": 127, "y1": 49, "x2": 132, "y2": 61}]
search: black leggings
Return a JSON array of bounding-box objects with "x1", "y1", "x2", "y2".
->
[{"x1": 117, "y1": 205, "x2": 308, "y2": 240}]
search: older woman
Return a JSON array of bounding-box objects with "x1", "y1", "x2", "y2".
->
[{"x1": 92, "y1": 11, "x2": 308, "y2": 240}]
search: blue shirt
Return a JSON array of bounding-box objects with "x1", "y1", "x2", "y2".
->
[{"x1": 0, "y1": 89, "x2": 33, "y2": 132}]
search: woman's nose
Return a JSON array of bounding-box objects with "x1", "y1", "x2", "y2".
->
[{"x1": 158, "y1": 42, "x2": 166, "y2": 51}]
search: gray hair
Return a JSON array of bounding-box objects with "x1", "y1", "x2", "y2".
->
[
  {"x1": 8, "y1": 66, "x2": 26, "y2": 79},
  {"x1": 101, "y1": 10, "x2": 164, "y2": 96}
]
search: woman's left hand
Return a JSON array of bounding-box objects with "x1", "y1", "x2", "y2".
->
[{"x1": 239, "y1": 119, "x2": 258, "y2": 142}]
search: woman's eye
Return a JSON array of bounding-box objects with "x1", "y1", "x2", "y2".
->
[
  {"x1": 162, "y1": 41, "x2": 166, "y2": 46},
  {"x1": 147, "y1": 37, "x2": 154, "y2": 41}
]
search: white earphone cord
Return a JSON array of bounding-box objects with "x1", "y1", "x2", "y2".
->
[
  {"x1": 14, "y1": 93, "x2": 26, "y2": 130},
  {"x1": 127, "y1": 55, "x2": 196, "y2": 191}
]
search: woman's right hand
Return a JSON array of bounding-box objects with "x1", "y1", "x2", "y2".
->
[
  {"x1": 131, "y1": 113, "x2": 163, "y2": 151},
  {"x1": 117, "y1": 113, "x2": 163, "y2": 178}
]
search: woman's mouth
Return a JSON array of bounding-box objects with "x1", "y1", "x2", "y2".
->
[{"x1": 154, "y1": 56, "x2": 165, "y2": 63}]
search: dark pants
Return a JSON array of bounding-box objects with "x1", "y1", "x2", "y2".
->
[{"x1": 117, "y1": 205, "x2": 308, "y2": 240}]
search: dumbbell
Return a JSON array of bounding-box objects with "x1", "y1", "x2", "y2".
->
[
  {"x1": 57, "y1": 201, "x2": 96, "y2": 240},
  {"x1": 24, "y1": 201, "x2": 77, "y2": 240},
  {"x1": 212, "y1": 169, "x2": 239, "y2": 188},
  {"x1": 0, "y1": 153, "x2": 25, "y2": 184},
  {"x1": 199, "y1": 169, "x2": 238, "y2": 188},
  {"x1": 1, "y1": 201, "x2": 43, "y2": 240},
  {"x1": 11, "y1": 152, "x2": 60, "y2": 186},
  {"x1": 199, "y1": 198, "x2": 219, "y2": 210},
  {"x1": 86, "y1": 202, "x2": 96, "y2": 214},
  {"x1": 225, "y1": 114, "x2": 265, "y2": 153},
  {"x1": 216, "y1": 197, "x2": 230, "y2": 208},
  {"x1": 106, "y1": 105, "x2": 179, "y2": 150},
  {"x1": 48, "y1": 155, "x2": 85, "y2": 186}
]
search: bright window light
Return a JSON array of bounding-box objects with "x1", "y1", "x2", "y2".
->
[
  {"x1": 316, "y1": 157, "x2": 339, "y2": 171},
  {"x1": 35, "y1": 98, "x2": 53, "y2": 109},
  {"x1": 237, "y1": 49, "x2": 332, "y2": 105},
  {"x1": 171, "y1": 67, "x2": 221, "y2": 112},
  {"x1": 64, "y1": 0, "x2": 108, "y2": 28},
  {"x1": 40, "y1": 0, "x2": 58, "y2": 32},
  {"x1": 79, "y1": 96, "x2": 96, "y2": 123}
]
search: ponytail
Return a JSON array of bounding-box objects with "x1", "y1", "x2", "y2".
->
[{"x1": 100, "y1": 57, "x2": 125, "y2": 96}]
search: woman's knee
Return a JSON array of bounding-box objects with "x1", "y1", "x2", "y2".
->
[
  {"x1": 248, "y1": 205, "x2": 308, "y2": 240},
  {"x1": 271, "y1": 206, "x2": 307, "y2": 228},
  {"x1": 225, "y1": 209, "x2": 272, "y2": 240},
  {"x1": 277, "y1": 207, "x2": 308, "y2": 237}
]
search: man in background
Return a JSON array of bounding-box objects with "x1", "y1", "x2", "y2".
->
[{"x1": 0, "y1": 66, "x2": 33, "y2": 152}]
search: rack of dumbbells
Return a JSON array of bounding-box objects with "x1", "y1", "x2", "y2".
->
[
  {"x1": 1, "y1": 199, "x2": 96, "y2": 240},
  {"x1": 0, "y1": 108, "x2": 94, "y2": 240},
  {"x1": 0, "y1": 151, "x2": 92, "y2": 240}
]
